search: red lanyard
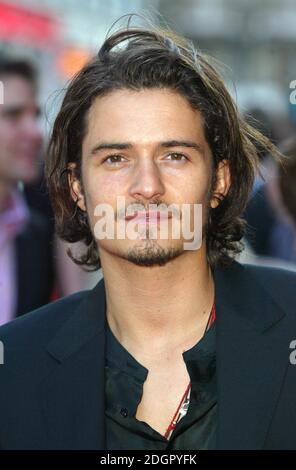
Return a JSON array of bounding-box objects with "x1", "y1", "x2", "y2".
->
[
  {"x1": 163, "y1": 303, "x2": 216, "y2": 440},
  {"x1": 207, "y1": 303, "x2": 216, "y2": 329}
]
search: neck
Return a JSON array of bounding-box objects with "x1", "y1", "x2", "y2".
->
[{"x1": 100, "y1": 242, "x2": 214, "y2": 357}]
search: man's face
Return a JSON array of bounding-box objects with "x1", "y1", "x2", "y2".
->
[
  {"x1": 0, "y1": 74, "x2": 43, "y2": 185},
  {"x1": 70, "y1": 87, "x2": 230, "y2": 266}
]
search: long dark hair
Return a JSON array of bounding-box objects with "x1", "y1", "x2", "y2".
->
[{"x1": 45, "y1": 13, "x2": 283, "y2": 271}]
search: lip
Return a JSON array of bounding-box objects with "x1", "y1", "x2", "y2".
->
[{"x1": 125, "y1": 210, "x2": 172, "y2": 223}]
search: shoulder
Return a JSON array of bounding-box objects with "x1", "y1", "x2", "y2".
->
[
  {"x1": 0, "y1": 289, "x2": 89, "y2": 352},
  {"x1": 241, "y1": 261, "x2": 296, "y2": 289},
  {"x1": 233, "y1": 261, "x2": 296, "y2": 316},
  {"x1": 218, "y1": 258, "x2": 296, "y2": 284}
]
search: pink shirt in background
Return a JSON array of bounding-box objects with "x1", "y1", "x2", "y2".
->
[{"x1": 0, "y1": 189, "x2": 29, "y2": 326}]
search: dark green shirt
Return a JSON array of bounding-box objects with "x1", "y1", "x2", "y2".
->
[{"x1": 105, "y1": 319, "x2": 217, "y2": 450}]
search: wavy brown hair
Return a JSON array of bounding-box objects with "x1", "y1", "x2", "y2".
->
[{"x1": 45, "y1": 13, "x2": 282, "y2": 271}]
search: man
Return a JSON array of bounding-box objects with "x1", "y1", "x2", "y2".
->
[
  {"x1": 0, "y1": 57, "x2": 54, "y2": 323},
  {"x1": 245, "y1": 137, "x2": 296, "y2": 264},
  {"x1": 0, "y1": 17, "x2": 295, "y2": 450}
]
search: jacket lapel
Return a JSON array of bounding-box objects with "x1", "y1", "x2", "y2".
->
[
  {"x1": 214, "y1": 261, "x2": 290, "y2": 449},
  {"x1": 15, "y1": 223, "x2": 36, "y2": 316},
  {"x1": 40, "y1": 278, "x2": 107, "y2": 449}
]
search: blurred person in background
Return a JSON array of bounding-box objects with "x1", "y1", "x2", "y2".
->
[
  {"x1": 244, "y1": 137, "x2": 296, "y2": 265},
  {"x1": 244, "y1": 107, "x2": 279, "y2": 195},
  {"x1": 0, "y1": 56, "x2": 55, "y2": 325}
]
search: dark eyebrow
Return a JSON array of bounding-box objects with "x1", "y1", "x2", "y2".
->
[
  {"x1": 160, "y1": 140, "x2": 203, "y2": 153},
  {"x1": 90, "y1": 139, "x2": 204, "y2": 155},
  {"x1": 91, "y1": 142, "x2": 132, "y2": 154}
]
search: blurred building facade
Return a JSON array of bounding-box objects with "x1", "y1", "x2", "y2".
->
[{"x1": 1, "y1": 0, "x2": 295, "y2": 136}]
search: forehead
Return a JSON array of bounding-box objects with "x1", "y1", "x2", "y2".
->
[{"x1": 83, "y1": 88, "x2": 207, "y2": 150}]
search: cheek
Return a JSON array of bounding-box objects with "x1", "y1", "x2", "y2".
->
[
  {"x1": 83, "y1": 169, "x2": 124, "y2": 217},
  {"x1": 0, "y1": 126, "x2": 16, "y2": 150},
  {"x1": 180, "y1": 170, "x2": 212, "y2": 227},
  {"x1": 196, "y1": 161, "x2": 213, "y2": 200},
  {"x1": 179, "y1": 170, "x2": 212, "y2": 204}
]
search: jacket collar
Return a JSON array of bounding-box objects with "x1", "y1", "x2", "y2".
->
[
  {"x1": 46, "y1": 278, "x2": 106, "y2": 363},
  {"x1": 42, "y1": 279, "x2": 107, "y2": 449}
]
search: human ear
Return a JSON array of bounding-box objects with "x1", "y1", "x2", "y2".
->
[
  {"x1": 210, "y1": 159, "x2": 231, "y2": 209},
  {"x1": 67, "y1": 162, "x2": 87, "y2": 212}
]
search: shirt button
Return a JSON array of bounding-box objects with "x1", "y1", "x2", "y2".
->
[{"x1": 120, "y1": 408, "x2": 128, "y2": 417}]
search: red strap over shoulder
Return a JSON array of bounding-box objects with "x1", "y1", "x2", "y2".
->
[{"x1": 163, "y1": 303, "x2": 216, "y2": 440}]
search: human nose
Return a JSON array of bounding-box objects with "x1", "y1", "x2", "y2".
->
[{"x1": 128, "y1": 157, "x2": 165, "y2": 203}]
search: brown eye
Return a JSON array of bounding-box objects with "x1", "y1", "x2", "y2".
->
[
  {"x1": 166, "y1": 153, "x2": 188, "y2": 161},
  {"x1": 103, "y1": 154, "x2": 126, "y2": 164}
]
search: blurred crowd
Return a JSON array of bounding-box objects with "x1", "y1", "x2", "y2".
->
[{"x1": 0, "y1": 54, "x2": 101, "y2": 326}]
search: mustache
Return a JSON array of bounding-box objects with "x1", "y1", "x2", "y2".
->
[{"x1": 116, "y1": 200, "x2": 181, "y2": 220}]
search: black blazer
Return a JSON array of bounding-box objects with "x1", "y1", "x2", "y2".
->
[
  {"x1": 15, "y1": 208, "x2": 55, "y2": 317},
  {"x1": 0, "y1": 260, "x2": 295, "y2": 450}
]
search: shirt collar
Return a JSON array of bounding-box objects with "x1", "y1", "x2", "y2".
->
[
  {"x1": 105, "y1": 317, "x2": 215, "y2": 382},
  {"x1": 0, "y1": 188, "x2": 29, "y2": 248}
]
